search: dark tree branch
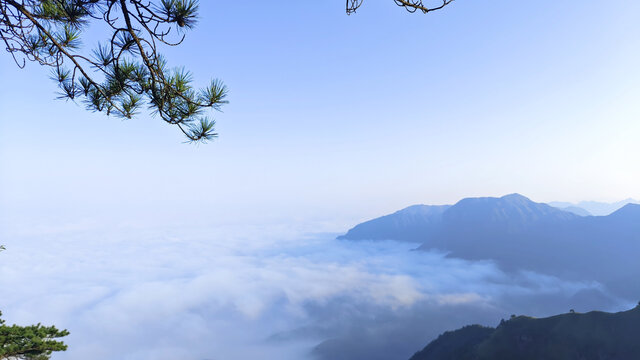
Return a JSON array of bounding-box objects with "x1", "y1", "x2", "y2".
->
[
  {"x1": 347, "y1": 0, "x2": 454, "y2": 14},
  {"x1": 0, "y1": 0, "x2": 226, "y2": 143}
]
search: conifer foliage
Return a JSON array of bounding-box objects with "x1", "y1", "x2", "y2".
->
[
  {"x1": 0, "y1": 249, "x2": 68, "y2": 360},
  {"x1": 0, "y1": 312, "x2": 69, "y2": 360},
  {"x1": 0, "y1": 0, "x2": 227, "y2": 142}
]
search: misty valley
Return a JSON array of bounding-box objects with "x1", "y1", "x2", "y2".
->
[
  {"x1": 338, "y1": 194, "x2": 640, "y2": 359},
  {"x1": 2, "y1": 194, "x2": 639, "y2": 360}
]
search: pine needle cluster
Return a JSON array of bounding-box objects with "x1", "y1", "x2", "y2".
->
[{"x1": 1, "y1": 0, "x2": 226, "y2": 142}]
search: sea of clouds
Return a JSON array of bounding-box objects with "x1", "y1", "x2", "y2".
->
[{"x1": 0, "y1": 221, "x2": 630, "y2": 360}]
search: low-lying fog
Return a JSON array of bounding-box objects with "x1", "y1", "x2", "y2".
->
[{"x1": 0, "y1": 223, "x2": 631, "y2": 360}]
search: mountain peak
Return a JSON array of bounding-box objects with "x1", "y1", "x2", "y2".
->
[
  {"x1": 501, "y1": 193, "x2": 531, "y2": 201},
  {"x1": 608, "y1": 203, "x2": 640, "y2": 219},
  {"x1": 444, "y1": 194, "x2": 576, "y2": 228}
]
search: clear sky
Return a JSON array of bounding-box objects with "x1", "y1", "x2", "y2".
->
[
  {"x1": 1, "y1": 3, "x2": 639, "y2": 359},
  {"x1": 1, "y1": 1, "x2": 639, "y2": 231}
]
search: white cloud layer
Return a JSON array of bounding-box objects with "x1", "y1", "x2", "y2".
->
[{"x1": 0, "y1": 223, "x2": 628, "y2": 360}]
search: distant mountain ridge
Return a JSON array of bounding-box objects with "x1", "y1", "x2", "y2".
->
[
  {"x1": 338, "y1": 193, "x2": 581, "y2": 243},
  {"x1": 438, "y1": 193, "x2": 578, "y2": 230},
  {"x1": 337, "y1": 204, "x2": 451, "y2": 242},
  {"x1": 549, "y1": 199, "x2": 639, "y2": 216},
  {"x1": 556, "y1": 206, "x2": 592, "y2": 217},
  {"x1": 410, "y1": 306, "x2": 640, "y2": 360},
  {"x1": 339, "y1": 194, "x2": 640, "y2": 299}
]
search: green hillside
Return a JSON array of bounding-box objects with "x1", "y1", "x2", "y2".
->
[{"x1": 410, "y1": 305, "x2": 640, "y2": 360}]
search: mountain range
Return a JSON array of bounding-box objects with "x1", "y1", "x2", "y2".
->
[
  {"x1": 409, "y1": 305, "x2": 640, "y2": 360},
  {"x1": 339, "y1": 194, "x2": 640, "y2": 299},
  {"x1": 549, "y1": 199, "x2": 639, "y2": 216}
]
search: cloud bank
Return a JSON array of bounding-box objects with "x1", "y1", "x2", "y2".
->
[{"x1": 0, "y1": 223, "x2": 628, "y2": 360}]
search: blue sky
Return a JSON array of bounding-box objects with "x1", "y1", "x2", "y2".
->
[
  {"x1": 1, "y1": 0, "x2": 639, "y2": 230},
  {"x1": 1, "y1": 3, "x2": 640, "y2": 359}
]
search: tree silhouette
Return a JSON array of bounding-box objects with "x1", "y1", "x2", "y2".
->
[{"x1": 346, "y1": 0, "x2": 454, "y2": 15}]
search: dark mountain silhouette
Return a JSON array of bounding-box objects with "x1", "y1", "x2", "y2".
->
[
  {"x1": 409, "y1": 306, "x2": 640, "y2": 360},
  {"x1": 409, "y1": 325, "x2": 494, "y2": 360},
  {"x1": 339, "y1": 194, "x2": 640, "y2": 299}
]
